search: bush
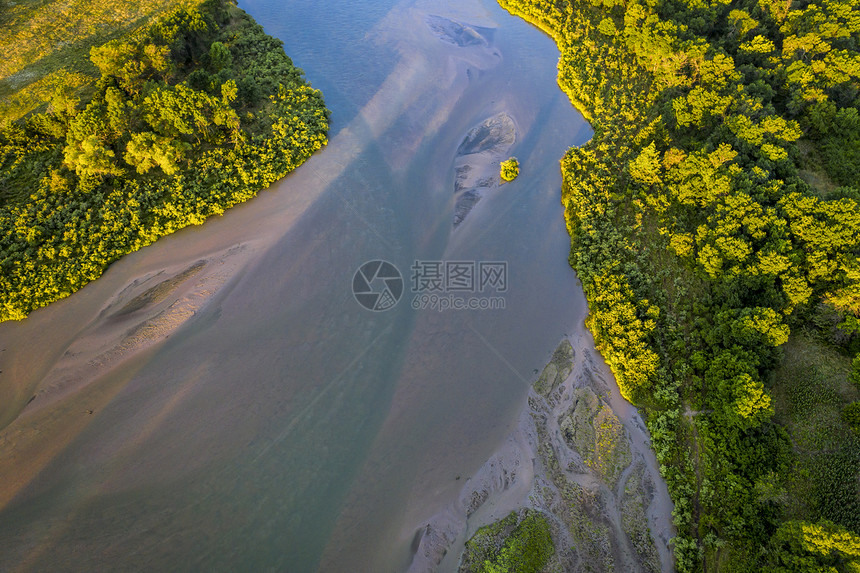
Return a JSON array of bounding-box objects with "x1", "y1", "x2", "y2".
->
[
  {"x1": 500, "y1": 157, "x2": 519, "y2": 182},
  {"x1": 843, "y1": 402, "x2": 860, "y2": 432},
  {"x1": 461, "y1": 510, "x2": 555, "y2": 573}
]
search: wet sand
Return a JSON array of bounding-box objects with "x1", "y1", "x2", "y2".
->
[
  {"x1": 453, "y1": 111, "x2": 517, "y2": 226},
  {"x1": 406, "y1": 319, "x2": 677, "y2": 572}
]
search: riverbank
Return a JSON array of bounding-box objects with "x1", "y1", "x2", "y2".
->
[
  {"x1": 408, "y1": 319, "x2": 675, "y2": 572},
  {"x1": 0, "y1": 0, "x2": 329, "y2": 322},
  {"x1": 496, "y1": 0, "x2": 860, "y2": 570},
  {"x1": 0, "y1": 0, "x2": 607, "y2": 570}
]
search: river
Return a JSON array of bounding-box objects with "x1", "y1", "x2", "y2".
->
[{"x1": 0, "y1": 0, "x2": 666, "y2": 571}]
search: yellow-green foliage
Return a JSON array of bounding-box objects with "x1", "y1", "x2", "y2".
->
[
  {"x1": 844, "y1": 402, "x2": 860, "y2": 431},
  {"x1": 561, "y1": 387, "x2": 632, "y2": 484},
  {"x1": 767, "y1": 520, "x2": 860, "y2": 571},
  {"x1": 500, "y1": 157, "x2": 519, "y2": 182},
  {"x1": 584, "y1": 272, "x2": 659, "y2": 402},
  {"x1": 0, "y1": 1, "x2": 329, "y2": 321},
  {"x1": 460, "y1": 510, "x2": 555, "y2": 573},
  {"x1": 0, "y1": 0, "x2": 203, "y2": 122},
  {"x1": 498, "y1": 0, "x2": 860, "y2": 569},
  {"x1": 0, "y1": 70, "x2": 93, "y2": 125}
]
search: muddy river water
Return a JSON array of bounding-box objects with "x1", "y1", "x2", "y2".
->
[{"x1": 0, "y1": 0, "x2": 673, "y2": 570}]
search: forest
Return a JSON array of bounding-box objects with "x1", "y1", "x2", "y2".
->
[
  {"x1": 497, "y1": 0, "x2": 860, "y2": 570},
  {"x1": 0, "y1": 0, "x2": 329, "y2": 321}
]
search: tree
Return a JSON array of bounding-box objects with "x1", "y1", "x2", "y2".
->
[
  {"x1": 767, "y1": 519, "x2": 860, "y2": 572},
  {"x1": 725, "y1": 373, "x2": 773, "y2": 428},
  {"x1": 208, "y1": 41, "x2": 232, "y2": 71},
  {"x1": 500, "y1": 157, "x2": 520, "y2": 181},
  {"x1": 850, "y1": 355, "x2": 860, "y2": 389},
  {"x1": 629, "y1": 142, "x2": 662, "y2": 185},
  {"x1": 63, "y1": 135, "x2": 123, "y2": 176},
  {"x1": 124, "y1": 132, "x2": 187, "y2": 175},
  {"x1": 843, "y1": 402, "x2": 860, "y2": 432},
  {"x1": 141, "y1": 83, "x2": 241, "y2": 144},
  {"x1": 90, "y1": 40, "x2": 172, "y2": 94}
]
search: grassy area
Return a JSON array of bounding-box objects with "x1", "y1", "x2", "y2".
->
[
  {"x1": 796, "y1": 140, "x2": 839, "y2": 199},
  {"x1": 0, "y1": 0, "x2": 202, "y2": 123},
  {"x1": 560, "y1": 387, "x2": 631, "y2": 485},
  {"x1": 460, "y1": 510, "x2": 555, "y2": 573},
  {"x1": 771, "y1": 335, "x2": 860, "y2": 532},
  {"x1": 620, "y1": 465, "x2": 661, "y2": 573},
  {"x1": 533, "y1": 340, "x2": 574, "y2": 398}
]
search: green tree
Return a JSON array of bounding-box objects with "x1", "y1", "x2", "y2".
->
[
  {"x1": 843, "y1": 402, "x2": 860, "y2": 432},
  {"x1": 629, "y1": 142, "x2": 662, "y2": 185},
  {"x1": 500, "y1": 157, "x2": 520, "y2": 181},
  {"x1": 90, "y1": 40, "x2": 172, "y2": 94},
  {"x1": 208, "y1": 41, "x2": 232, "y2": 71},
  {"x1": 63, "y1": 135, "x2": 123, "y2": 176},
  {"x1": 725, "y1": 373, "x2": 773, "y2": 428},
  {"x1": 767, "y1": 519, "x2": 860, "y2": 572},
  {"x1": 124, "y1": 132, "x2": 187, "y2": 175}
]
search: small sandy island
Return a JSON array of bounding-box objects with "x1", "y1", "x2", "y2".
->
[
  {"x1": 407, "y1": 325, "x2": 676, "y2": 572},
  {"x1": 425, "y1": 15, "x2": 494, "y2": 48},
  {"x1": 452, "y1": 112, "x2": 517, "y2": 227}
]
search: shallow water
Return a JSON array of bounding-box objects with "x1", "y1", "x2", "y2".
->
[{"x1": 0, "y1": 0, "x2": 595, "y2": 570}]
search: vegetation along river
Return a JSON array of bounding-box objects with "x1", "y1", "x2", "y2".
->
[{"x1": 0, "y1": 0, "x2": 675, "y2": 570}]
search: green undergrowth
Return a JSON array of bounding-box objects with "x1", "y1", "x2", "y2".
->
[
  {"x1": 772, "y1": 335, "x2": 860, "y2": 533},
  {"x1": 459, "y1": 509, "x2": 556, "y2": 573}
]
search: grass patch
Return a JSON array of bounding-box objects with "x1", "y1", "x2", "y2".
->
[
  {"x1": 460, "y1": 509, "x2": 555, "y2": 573},
  {"x1": 0, "y1": 0, "x2": 203, "y2": 123},
  {"x1": 796, "y1": 140, "x2": 839, "y2": 199},
  {"x1": 771, "y1": 335, "x2": 860, "y2": 532},
  {"x1": 533, "y1": 339, "x2": 574, "y2": 398},
  {"x1": 620, "y1": 465, "x2": 661, "y2": 573},
  {"x1": 560, "y1": 386, "x2": 632, "y2": 486}
]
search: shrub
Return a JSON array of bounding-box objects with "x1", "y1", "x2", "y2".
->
[{"x1": 500, "y1": 157, "x2": 519, "y2": 182}]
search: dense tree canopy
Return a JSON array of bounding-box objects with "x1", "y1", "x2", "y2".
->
[
  {"x1": 0, "y1": 0, "x2": 329, "y2": 321},
  {"x1": 499, "y1": 0, "x2": 860, "y2": 569}
]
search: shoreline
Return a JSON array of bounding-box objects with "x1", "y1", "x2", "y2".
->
[
  {"x1": 405, "y1": 8, "x2": 675, "y2": 568},
  {"x1": 408, "y1": 316, "x2": 677, "y2": 572},
  {"x1": 0, "y1": 1, "x2": 635, "y2": 570},
  {"x1": 0, "y1": 241, "x2": 261, "y2": 509}
]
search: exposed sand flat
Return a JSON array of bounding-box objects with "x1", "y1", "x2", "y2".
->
[
  {"x1": 19, "y1": 246, "x2": 248, "y2": 416},
  {"x1": 426, "y1": 15, "x2": 492, "y2": 48},
  {"x1": 408, "y1": 320, "x2": 676, "y2": 573},
  {"x1": 453, "y1": 112, "x2": 517, "y2": 226},
  {"x1": 0, "y1": 243, "x2": 254, "y2": 510}
]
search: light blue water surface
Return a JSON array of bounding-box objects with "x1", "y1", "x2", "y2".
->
[{"x1": 0, "y1": 0, "x2": 592, "y2": 570}]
